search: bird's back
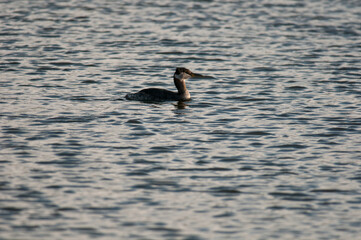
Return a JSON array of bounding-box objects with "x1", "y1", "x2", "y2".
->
[{"x1": 126, "y1": 88, "x2": 180, "y2": 101}]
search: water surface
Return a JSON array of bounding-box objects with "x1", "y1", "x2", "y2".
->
[{"x1": 1, "y1": 0, "x2": 361, "y2": 239}]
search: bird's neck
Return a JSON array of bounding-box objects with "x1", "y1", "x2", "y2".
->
[
  {"x1": 174, "y1": 77, "x2": 190, "y2": 100},
  {"x1": 174, "y1": 77, "x2": 188, "y2": 94}
]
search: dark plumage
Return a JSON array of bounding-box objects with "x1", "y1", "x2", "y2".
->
[{"x1": 126, "y1": 68, "x2": 199, "y2": 102}]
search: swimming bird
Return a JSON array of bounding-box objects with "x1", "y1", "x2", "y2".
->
[{"x1": 126, "y1": 67, "x2": 201, "y2": 101}]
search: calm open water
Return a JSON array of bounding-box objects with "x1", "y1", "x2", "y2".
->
[{"x1": 1, "y1": 0, "x2": 361, "y2": 239}]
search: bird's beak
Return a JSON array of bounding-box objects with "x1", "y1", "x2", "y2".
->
[{"x1": 190, "y1": 72, "x2": 204, "y2": 78}]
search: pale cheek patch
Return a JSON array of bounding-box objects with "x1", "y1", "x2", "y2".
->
[
  {"x1": 184, "y1": 72, "x2": 191, "y2": 79},
  {"x1": 175, "y1": 72, "x2": 191, "y2": 80},
  {"x1": 174, "y1": 73, "x2": 183, "y2": 80}
]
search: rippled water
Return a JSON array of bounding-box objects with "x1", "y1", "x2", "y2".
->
[{"x1": 1, "y1": 0, "x2": 361, "y2": 239}]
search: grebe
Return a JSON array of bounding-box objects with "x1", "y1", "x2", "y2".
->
[{"x1": 126, "y1": 67, "x2": 201, "y2": 102}]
